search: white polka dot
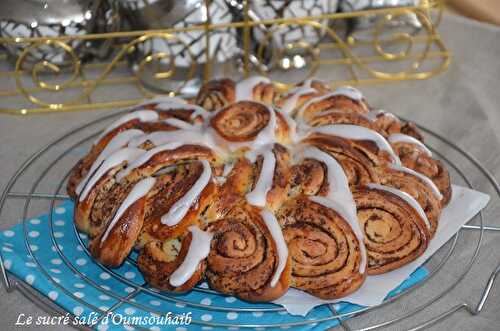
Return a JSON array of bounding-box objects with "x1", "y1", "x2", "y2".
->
[
  {"x1": 124, "y1": 287, "x2": 135, "y2": 293},
  {"x1": 25, "y1": 274, "x2": 35, "y2": 285},
  {"x1": 225, "y1": 296, "x2": 237, "y2": 303},
  {"x1": 124, "y1": 325, "x2": 135, "y2": 331},
  {"x1": 100, "y1": 272, "x2": 110, "y2": 280},
  {"x1": 201, "y1": 298, "x2": 212, "y2": 305},
  {"x1": 79, "y1": 233, "x2": 88, "y2": 240},
  {"x1": 51, "y1": 244, "x2": 63, "y2": 252},
  {"x1": 101, "y1": 285, "x2": 111, "y2": 291},
  {"x1": 48, "y1": 291, "x2": 58, "y2": 300},
  {"x1": 2, "y1": 246, "x2": 13, "y2": 253},
  {"x1": 226, "y1": 312, "x2": 238, "y2": 320},
  {"x1": 199, "y1": 282, "x2": 209, "y2": 288},
  {"x1": 3, "y1": 230, "x2": 15, "y2": 237},
  {"x1": 28, "y1": 231, "x2": 39, "y2": 238},
  {"x1": 74, "y1": 292, "x2": 85, "y2": 299},
  {"x1": 201, "y1": 314, "x2": 212, "y2": 322},
  {"x1": 149, "y1": 300, "x2": 161, "y2": 306},
  {"x1": 4, "y1": 259, "x2": 12, "y2": 270},
  {"x1": 54, "y1": 220, "x2": 65, "y2": 226},
  {"x1": 55, "y1": 207, "x2": 66, "y2": 214},
  {"x1": 150, "y1": 327, "x2": 160, "y2": 331},
  {"x1": 97, "y1": 323, "x2": 109, "y2": 331},
  {"x1": 54, "y1": 232, "x2": 64, "y2": 238},
  {"x1": 124, "y1": 307, "x2": 136, "y2": 315},
  {"x1": 124, "y1": 271, "x2": 136, "y2": 279},
  {"x1": 74, "y1": 283, "x2": 86, "y2": 289},
  {"x1": 76, "y1": 245, "x2": 83, "y2": 252},
  {"x1": 51, "y1": 258, "x2": 62, "y2": 265},
  {"x1": 3, "y1": 242, "x2": 13, "y2": 247},
  {"x1": 252, "y1": 311, "x2": 263, "y2": 317},
  {"x1": 98, "y1": 294, "x2": 110, "y2": 300},
  {"x1": 25, "y1": 262, "x2": 36, "y2": 268},
  {"x1": 52, "y1": 277, "x2": 60, "y2": 284},
  {"x1": 50, "y1": 268, "x2": 61, "y2": 274},
  {"x1": 76, "y1": 258, "x2": 87, "y2": 266},
  {"x1": 278, "y1": 310, "x2": 288, "y2": 315},
  {"x1": 73, "y1": 306, "x2": 84, "y2": 316},
  {"x1": 175, "y1": 303, "x2": 186, "y2": 308},
  {"x1": 30, "y1": 219, "x2": 41, "y2": 225},
  {"x1": 29, "y1": 244, "x2": 38, "y2": 251}
]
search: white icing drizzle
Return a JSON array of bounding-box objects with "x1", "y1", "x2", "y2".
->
[
  {"x1": 128, "y1": 128, "x2": 217, "y2": 151},
  {"x1": 389, "y1": 163, "x2": 443, "y2": 200},
  {"x1": 169, "y1": 226, "x2": 213, "y2": 287},
  {"x1": 276, "y1": 109, "x2": 300, "y2": 143},
  {"x1": 279, "y1": 86, "x2": 317, "y2": 115},
  {"x1": 388, "y1": 133, "x2": 433, "y2": 157},
  {"x1": 300, "y1": 147, "x2": 367, "y2": 273},
  {"x1": 260, "y1": 210, "x2": 288, "y2": 287},
  {"x1": 94, "y1": 110, "x2": 159, "y2": 144},
  {"x1": 235, "y1": 76, "x2": 271, "y2": 101},
  {"x1": 80, "y1": 129, "x2": 144, "y2": 195},
  {"x1": 222, "y1": 161, "x2": 235, "y2": 177},
  {"x1": 364, "y1": 109, "x2": 398, "y2": 122},
  {"x1": 366, "y1": 183, "x2": 431, "y2": 230},
  {"x1": 161, "y1": 160, "x2": 212, "y2": 226},
  {"x1": 100, "y1": 177, "x2": 156, "y2": 246},
  {"x1": 115, "y1": 142, "x2": 183, "y2": 181},
  {"x1": 155, "y1": 100, "x2": 210, "y2": 120},
  {"x1": 164, "y1": 118, "x2": 196, "y2": 130},
  {"x1": 295, "y1": 86, "x2": 363, "y2": 119},
  {"x1": 311, "y1": 124, "x2": 401, "y2": 165},
  {"x1": 245, "y1": 148, "x2": 276, "y2": 207},
  {"x1": 332, "y1": 86, "x2": 364, "y2": 101},
  {"x1": 78, "y1": 148, "x2": 145, "y2": 202},
  {"x1": 209, "y1": 103, "x2": 277, "y2": 152}
]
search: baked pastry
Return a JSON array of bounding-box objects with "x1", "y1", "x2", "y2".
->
[{"x1": 69, "y1": 76, "x2": 451, "y2": 301}]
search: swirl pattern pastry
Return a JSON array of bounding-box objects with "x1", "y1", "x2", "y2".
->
[
  {"x1": 69, "y1": 79, "x2": 451, "y2": 302},
  {"x1": 277, "y1": 197, "x2": 365, "y2": 299},
  {"x1": 206, "y1": 204, "x2": 291, "y2": 302},
  {"x1": 353, "y1": 185, "x2": 430, "y2": 274}
]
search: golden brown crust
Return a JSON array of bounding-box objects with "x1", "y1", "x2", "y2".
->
[
  {"x1": 353, "y1": 187, "x2": 430, "y2": 274},
  {"x1": 309, "y1": 111, "x2": 383, "y2": 135},
  {"x1": 209, "y1": 101, "x2": 282, "y2": 143},
  {"x1": 375, "y1": 166, "x2": 442, "y2": 237},
  {"x1": 303, "y1": 135, "x2": 379, "y2": 186},
  {"x1": 301, "y1": 94, "x2": 370, "y2": 122},
  {"x1": 276, "y1": 197, "x2": 366, "y2": 299},
  {"x1": 89, "y1": 195, "x2": 147, "y2": 267},
  {"x1": 195, "y1": 78, "x2": 236, "y2": 111},
  {"x1": 391, "y1": 143, "x2": 452, "y2": 205},
  {"x1": 137, "y1": 234, "x2": 205, "y2": 292},
  {"x1": 206, "y1": 204, "x2": 290, "y2": 302}
]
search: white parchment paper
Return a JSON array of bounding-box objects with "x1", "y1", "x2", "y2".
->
[{"x1": 273, "y1": 185, "x2": 491, "y2": 316}]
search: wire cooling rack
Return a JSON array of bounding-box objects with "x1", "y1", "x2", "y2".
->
[{"x1": 0, "y1": 110, "x2": 499, "y2": 331}]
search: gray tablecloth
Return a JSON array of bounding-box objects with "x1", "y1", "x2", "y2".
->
[{"x1": 0, "y1": 13, "x2": 499, "y2": 331}]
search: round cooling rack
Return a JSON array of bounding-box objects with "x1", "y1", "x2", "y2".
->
[{"x1": 0, "y1": 109, "x2": 499, "y2": 331}]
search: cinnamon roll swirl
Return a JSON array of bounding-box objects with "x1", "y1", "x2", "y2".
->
[
  {"x1": 196, "y1": 76, "x2": 276, "y2": 111},
  {"x1": 206, "y1": 204, "x2": 291, "y2": 302},
  {"x1": 138, "y1": 226, "x2": 211, "y2": 293},
  {"x1": 375, "y1": 165, "x2": 442, "y2": 236},
  {"x1": 353, "y1": 185, "x2": 430, "y2": 274},
  {"x1": 276, "y1": 197, "x2": 366, "y2": 299},
  {"x1": 389, "y1": 134, "x2": 451, "y2": 205},
  {"x1": 303, "y1": 135, "x2": 379, "y2": 187}
]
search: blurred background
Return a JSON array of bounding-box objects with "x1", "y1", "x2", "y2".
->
[{"x1": 447, "y1": 0, "x2": 500, "y2": 26}]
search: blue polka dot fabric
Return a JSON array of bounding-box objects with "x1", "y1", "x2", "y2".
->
[{"x1": 0, "y1": 201, "x2": 428, "y2": 330}]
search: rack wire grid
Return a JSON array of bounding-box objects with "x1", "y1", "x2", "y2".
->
[{"x1": 0, "y1": 109, "x2": 499, "y2": 331}]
